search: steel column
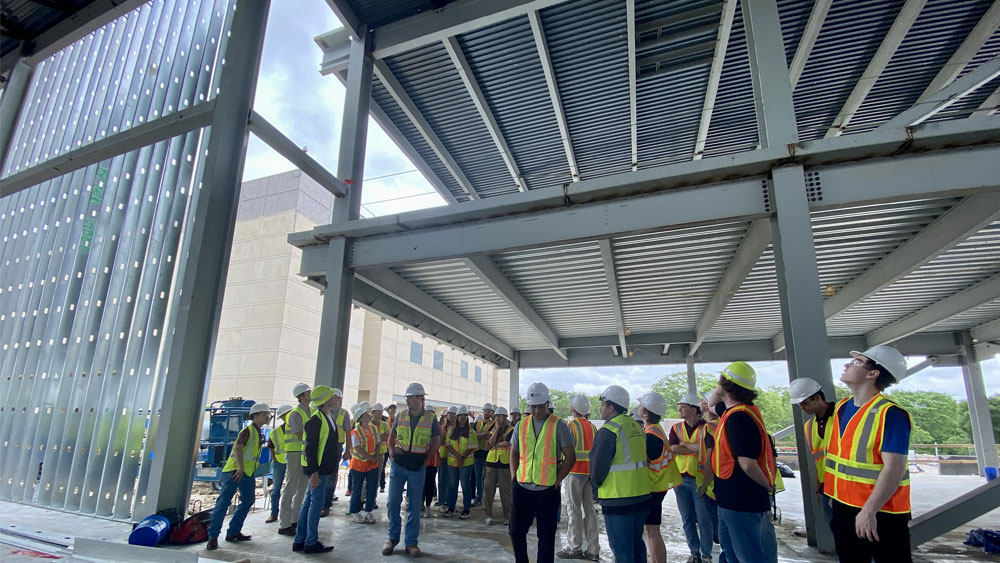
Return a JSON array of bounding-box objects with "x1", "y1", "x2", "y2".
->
[
  {"x1": 509, "y1": 352, "x2": 520, "y2": 411},
  {"x1": 142, "y1": 0, "x2": 270, "y2": 518},
  {"x1": 0, "y1": 58, "x2": 33, "y2": 170},
  {"x1": 769, "y1": 164, "x2": 835, "y2": 553},
  {"x1": 334, "y1": 28, "x2": 373, "y2": 223},
  {"x1": 686, "y1": 355, "x2": 697, "y2": 395},
  {"x1": 960, "y1": 331, "x2": 1000, "y2": 475},
  {"x1": 314, "y1": 238, "x2": 355, "y2": 389}
]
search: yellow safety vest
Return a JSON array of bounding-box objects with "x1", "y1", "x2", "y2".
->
[
  {"x1": 517, "y1": 415, "x2": 559, "y2": 487},
  {"x1": 598, "y1": 414, "x2": 651, "y2": 500},
  {"x1": 645, "y1": 423, "x2": 681, "y2": 492},
  {"x1": 475, "y1": 419, "x2": 494, "y2": 452},
  {"x1": 486, "y1": 426, "x2": 514, "y2": 465},
  {"x1": 805, "y1": 414, "x2": 832, "y2": 485},
  {"x1": 223, "y1": 426, "x2": 261, "y2": 477},
  {"x1": 447, "y1": 433, "x2": 477, "y2": 467},
  {"x1": 335, "y1": 408, "x2": 348, "y2": 445},
  {"x1": 286, "y1": 405, "x2": 312, "y2": 454},
  {"x1": 396, "y1": 410, "x2": 435, "y2": 454},
  {"x1": 377, "y1": 419, "x2": 390, "y2": 454},
  {"x1": 271, "y1": 424, "x2": 288, "y2": 465},
  {"x1": 300, "y1": 410, "x2": 333, "y2": 468}
]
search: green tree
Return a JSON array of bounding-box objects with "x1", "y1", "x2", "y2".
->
[
  {"x1": 885, "y1": 390, "x2": 966, "y2": 453},
  {"x1": 957, "y1": 395, "x2": 1000, "y2": 444},
  {"x1": 755, "y1": 386, "x2": 795, "y2": 433},
  {"x1": 650, "y1": 371, "x2": 719, "y2": 418}
]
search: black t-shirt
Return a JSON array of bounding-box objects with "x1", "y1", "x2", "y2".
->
[
  {"x1": 646, "y1": 433, "x2": 663, "y2": 461},
  {"x1": 713, "y1": 410, "x2": 771, "y2": 513}
]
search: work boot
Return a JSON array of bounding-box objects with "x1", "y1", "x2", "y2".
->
[
  {"x1": 406, "y1": 545, "x2": 421, "y2": 557},
  {"x1": 320, "y1": 508, "x2": 330, "y2": 517},
  {"x1": 557, "y1": 547, "x2": 583, "y2": 559},
  {"x1": 382, "y1": 540, "x2": 398, "y2": 555},
  {"x1": 225, "y1": 533, "x2": 252, "y2": 542},
  {"x1": 206, "y1": 538, "x2": 218, "y2": 550},
  {"x1": 265, "y1": 514, "x2": 277, "y2": 523},
  {"x1": 292, "y1": 542, "x2": 304, "y2": 552},
  {"x1": 304, "y1": 541, "x2": 334, "y2": 553},
  {"x1": 583, "y1": 551, "x2": 600, "y2": 561}
]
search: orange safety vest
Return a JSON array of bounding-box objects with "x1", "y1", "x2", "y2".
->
[
  {"x1": 712, "y1": 404, "x2": 776, "y2": 487},
  {"x1": 645, "y1": 423, "x2": 681, "y2": 492},
  {"x1": 823, "y1": 395, "x2": 911, "y2": 514},
  {"x1": 569, "y1": 417, "x2": 596, "y2": 475},
  {"x1": 349, "y1": 424, "x2": 379, "y2": 472}
]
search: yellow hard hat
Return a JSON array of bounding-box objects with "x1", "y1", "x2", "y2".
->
[
  {"x1": 311, "y1": 385, "x2": 335, "y2": 407},
  {"x1": 721, "y1": 361, "x2": 757, "y2": 390}
]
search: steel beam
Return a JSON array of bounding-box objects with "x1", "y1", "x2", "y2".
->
[
  {"x1": 742, "y1": 0, "x2": 798, "y2": 147},
  {"x1": 462, "y1": 254, "x2": 565, "y2": 359},
  {"x1": 960, "y1": 331, "x2": 1000, "y2": 475},
  {"x1": 769, "y1": 164, "x2": 836, "y2": 553},
  {"x1": 917, "y1": 0, "x2": 1000, "y2": 103},
  {"x1": 825, "y1": 0, "x2": 927, "y2": 137},
  {"x1": 443, "y1": 36, "x2": 526, "y2": 191},
  {"x1": 0, "y1": 100, "x2": 216, "y2": 197},
  {"x1": 868, "y1": 274, "x2": 1000, "y2": 346},
  {"x1": 359, "y1": 267, "x2": 515, "y2": 360},
  {"x1": 324, "y1": 0, "x2": 363, "y2": 38},
  {"x1": 527, "y1": 10, "x2": 577, "y2": 182},
  {"x1": 371, "y1": 60, "x2": 479, "y2": 200},
  {"x1": 693, "y1": 0, "x2": 738, "y2": 160},
  {"x1": 773, "y1": 192, "x2": 1000, "y2": 352},
  {"x1": 334, "y1": 28, "x2": 373, "y2": 223},
  {"x1": 910, "y1": 478, "x2": 1000, "y2": 546},
  {"x1": 878, "y1": 54, "x2": 1000, "y2": 130},
  {"x1": 144, "y1": 0, "x2": 269, "y2": 518},
  {"x1": 247, "y1": 111, "x2": 347, "y2": 197},
  {"x1": 788, "y1": 0, "x2": 832, "y2": 90},
  {"x1": 692, "y1": 219, "x2": 770, "y2": 353},
  {"x1": 972, "y1": 85, "x2": 1000, "y2": 117},
  {"x1": 558, "y1": 332, "x2": 695, "y2": 349},
  {"x1": 971, "y1": 318, "x2": 1000, "y2": 343},
  {"x1": 370, "y1": 0, "x2": 572, "y2": 60},
  {"x1": 627, "y1": 0, "x2": 637, "y2": 171},
  {"x1": 599, "y1": 239, "x2": 629, "y2": 355},
  {"x1": 0, "y1": 57, "x2": 33, "y2": 170}
]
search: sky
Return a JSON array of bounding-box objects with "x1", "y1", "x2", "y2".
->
[{"x1": 246, "y1": 2, "x2": 1000, "y2": 402}]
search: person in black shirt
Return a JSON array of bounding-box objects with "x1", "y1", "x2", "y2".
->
[{"x1": 292, "y1": 385, "x2": 339, "y2": 554}]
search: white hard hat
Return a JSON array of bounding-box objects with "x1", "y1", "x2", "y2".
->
[
  {"x1": 570, "y1": 395, "x2": 590, "y2": 415},
  {"x1": 293, "y1": 383, "x2": 311, "y2": 398},
  {"x1": 510, "y1": 407, "x2": 521, "y2": 415},
  {"x1": 275, "y1": 404, "x2": 293, "y2": 418},
  {"x1": 457, "y1": 406, "x2": 469, "y2": 416},
  {"x1": 600, "y1": 385, "x2": 630, "y2": 410},
  {"x1": 331, "y1": 388, "x2": 344, "y2": 398},
  {"x1": 405, "y1": 382, "x2": 426, "y2": 397},
  {"x1": 353, "y1": 406, "x2": 369, "y2": 420},
  {"x1": 249, "y1": 403, "x2": 271, "y2": 416},
  {"x1": 678, "y1": 393, "x2": 701, "y2": 408},
  {"x1": 496, "y1": 407, "x2": 508, "y2": 416},
  {"x1": 638, "y1": 391, "x2": 667, "y2": 416},
  {"x1": 447, "y1": 406, "x2": 458, "y2": 414},
  {"x1": 789, "y1": 377, "x2": 824, "y2": 405},
  {"x1": 358, "y1": 401, "x2": 371, "y2": 412},
  {"x1": 482, "y1": 402, "x2": 494, "y2": 411},
  {"x1": 850, "y1": 345, "x2": 907, "y2": 383},
  {"x1": 371, "y1": 402, "x2": 384, "y2": 411},
  {"x1": 526, "y1": 382, "x2": 551, "y2": 406}
]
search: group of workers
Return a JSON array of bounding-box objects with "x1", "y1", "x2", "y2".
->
[{"x1": 204, "y1": 344, "x2": 913, "y2": 563}]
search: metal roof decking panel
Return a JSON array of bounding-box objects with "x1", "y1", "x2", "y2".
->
[
  {"x1": 491, "y1": 241, "x2": 618, "y2": 339},
  {"x1": 347, "y1": 0, "x2": 440, "y2": 28},
  {"x1": 637, "y1": 64, "x2": 708, "y2": 167},
  {"x1": 456, "y1": 16, "x2": 570, "y2": 190},
  {"x1": 931, "y1": 298, "x2": 1000, "y2": 331},
  {"x1": 370, "y1": 76, "x2": 472, "y2": 202},
  {"x1": 384, "y1": 43, "x2": 519, "y2": 198},
  {"x1": 792, "y1": 0, "x2": 906, "y2": 142},
  {"x1": 705, "y1": 247, "x2": 782, "y2": 341},
  {"x1": 843, "y1": 0, "x2": 997, "y2": 135},
  {"x1": 924, "y1": 30, "x2": 1000, "y2": 123},
  {"x1": 828, "y1": 219, "x2": 1000, "y2": 335},
  {"x1": 539, "y1": 0, "x2": 632, "y2": 180},
  {"x1": 612, "y1": 223, "x2": 749, "y2": 332},
  {"x1": 702, "y1": 0, "x2": 759, "y2": 159}
]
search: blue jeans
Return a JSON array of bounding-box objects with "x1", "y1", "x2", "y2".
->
[
  {"x1": 675, "y1": 475, "x2": 714, "y2": 558},
  {"x1": 269, "y1": 461, "x2": 286, "y2": 517},
  {"x1": 350, "y1": 468, "x2": 378, "y2": 513},
  {"x1": 387, "y1": 462, "x2": 426, "y2": 547},
  {"x1": 294, "y1": 474, "x2": 328, "y2": 547},
  {"x1": 603, "y1": 508, "x2": 647, "y2": 563},
  {"x1": 437, "y1": 463, "x2": 450, "y2": 502},
  {"x1": 717, "y1": 507, "x2": 777, "y2": 563},
  {"x1": 703, "y1": 495, "x2": 728, "y2": 563},
  {"x1": 447, "y1": 464, "x2": 474, "y2": 512},
  {"x1": 473, "y1": 451, "x2": 487, "y2": 502},
  {"x1": 207, "y1": 471, "x2": 256, "y2": 539}
]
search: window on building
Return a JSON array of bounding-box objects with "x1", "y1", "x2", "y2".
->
[
  {"x1": 461, "y1": 360, "x2": 468, "y2": 378},
  {"x1": 410, "y1": 341, "x2": 423, "y2": 364},
  {"x1": 433, "y1": 350, "x2": 444, "y2": 370},
  {"x1": 475, "y1": 366, "x2": 482, "y2": 382}
]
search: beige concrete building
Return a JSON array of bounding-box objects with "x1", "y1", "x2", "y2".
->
[{"x1": 207, "y1": 170, "x2": 507, "y2": 411}]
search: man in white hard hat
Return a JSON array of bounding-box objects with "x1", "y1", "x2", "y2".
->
[
  {"x1": 279, "y1": 384, "x2": 312, "y2": 535},
  {"x1": 826, "y1": 346, "x2": 912, "y2": 563},
  {"x1": 207, "y1": 403, "x2": 272, "y2": 550},
  {"x1": 321, "y1": 388, "x2": 350, "y2": 516},
  {"x1": 670, "y1": 393, "x2": 716, "y2": 563},
  {"x1": 788, "y1": 377, "x2": 835, "y2": 523},
  {"x1": 383, "y1": 382, "x2": 441, "y2": 557},
  {"x1": 557, "y1": 395, "x2": 600, "y2": 561},
  {"x1": 591, "y1": 385, "x2": 651, "y2": 563},
  {"x1": 639, "y1": 391, "x2": 681, "y2": 563},
  {"x1": 472, "y1": 402, "x2": 496, "y2": 507},
  {"x1": 509, "y1": 382, "x2": 576, "y2": 563},
  {"x1": 509, "y1": 406, "x2": 522, "y2": 427},
  {"x1": 266, "y1": 405, "x2": 294, "y2": 525}
]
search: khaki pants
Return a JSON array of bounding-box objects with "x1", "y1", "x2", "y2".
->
[
  {"x1": 278, "y1": 451, "x2": 307, "y2": 528},
  {"x1": 483, "y1": 464, "x2": 511, "y2": 521},
  {"x1": 563, "y1": 474, "x2": 599, "y2": 554}
]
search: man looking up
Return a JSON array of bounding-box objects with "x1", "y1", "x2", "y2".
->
[{"x1": 788, "y1": 377, "x2": 835, "y2": 523}]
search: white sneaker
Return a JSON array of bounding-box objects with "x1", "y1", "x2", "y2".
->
[
  {"x1": 484, "y1": 517, "x2": 493, "y2": 525},
  {"x1": 352, "y1": 513, "x2": 365, "y2": 524},
  {"x1": 365, "y1": 511, "x2": 376, "y2": 523}
]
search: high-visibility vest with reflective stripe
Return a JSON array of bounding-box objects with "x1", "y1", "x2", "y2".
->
[
  {"x1": 475, "y1": 419, "x2": 495, "y2": 452},
  {"x1": 598, "y1": 414, "x2": 651, "y2": 500},
  {"x1": 223, "y1": 426, "x2": 261, "y2": 476},
  {"x1": 569, "y1": 417, "x2": 596, "y2": 475},
  {"x1": 301, "y1": 411, "x2": 333, "y2": 468},
  {"x1": 672, "y1": 421, "x2": 705, "y2": 477},
  {"x1": 447, "y1": 432, "x2": 477, "y2": 467},
  {"x1": 517, "y1": 415, "x2": 559, "y2": 486},
  {"x1": 396, "y1": 410, "x2": 436, "y2": 454},
  {"x1": 486, "y1": 425, "x2": 514, "y2": 465},
  {"x1": 271, "y1": 423, "x2": 288, "y2": 464},
  {"x1": 824, "y1": 395, "x2": 911, "y2": 514},
  {"x1": 699, "y1": 422, "x2": 717, "y2": 500},
  {"x1": 805, "y1": 413, "x2": 832, "y2": 485},
  {"x1": 335, "y1": 408, "x2": 348, "y2": 445},
  {"x1": 712, "y1": 404, "x2": 776, "y2": 489},
  {"x1": 645, "y1": 423, "x2": 681, "y2": 492},
  {"x1": 350, "y1": 423, "x2": 379, "y2": 472},
  {"x1": 377, "y1": 419, "x2": 390, "y2": 454},
  {"x1": 286, "y1": 405, "x2": 312, "y2": 453}
]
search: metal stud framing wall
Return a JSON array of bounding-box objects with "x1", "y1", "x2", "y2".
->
[{"x1": 0, "y1": 0, "x2": 236, "y2": 520}]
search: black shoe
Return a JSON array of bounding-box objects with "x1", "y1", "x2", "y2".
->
[
  {"x1": 304, "y1": 541, "x2": 335, "y2": 553},
  {"x1": 206, "y1": 538, "x2": 218, "y2": 550},
  {"x1": 373, "y1": 502, "x2": 379, "y2": 509},
  {"x1": 331, "y1": 495, "x2": 340, "y2": 502},
  {"x1": 292, "y1": 542, "x2": 304, "y2": 552},
  {"x1": 278, "y1": 525, "x2": 296, "y2": 536},
  {"x1": 225, "y1": 533, "x2": 251, "y2": 542}
]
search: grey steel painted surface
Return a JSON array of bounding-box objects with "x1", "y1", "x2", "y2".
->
[
  {"x1": 0, "y1": 59, "x2": 33, "y2": 170},
  {"x1": 960, "y1": 332, "x2": 1000, "y2": 475},
  {"x1": 909, "y1": 477, "x2": 1000, "y2": 546}
]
